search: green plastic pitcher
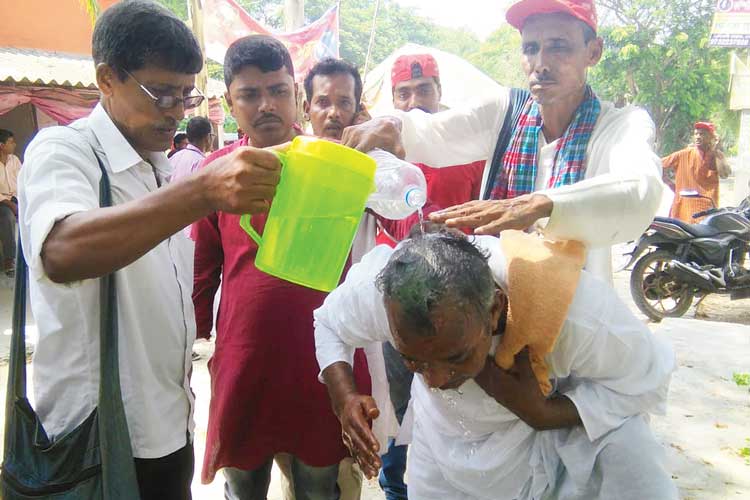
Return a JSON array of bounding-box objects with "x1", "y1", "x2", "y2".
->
[{"x1": 240, "y1": 136, "x2": 376, "y2": 292}]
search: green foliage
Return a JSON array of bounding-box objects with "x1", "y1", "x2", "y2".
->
[
  {"x1": 740, "y1": 439, "x2": 750, "y2": 465},
  {"x1": 154, "y1": 0, "x2": 188, "y2": 20},
  {"x1": 592, "y1": 0, "x2": 733, "y2": 155},
  {"x1": 306, "y1": 0, "x2": 438, "y2": 71},
  {"x1": 465, "y1": 26, "x2": 526, "y2": 88},
  {"x1": 207, "y1": 60, "x2": 224, "y2": 82},
  {"x1": 733, "y1": 372, "x2": 750, "y2": 386},
  {"x1": 78, "y1": 0, "x2": 100, "y2": 25}
]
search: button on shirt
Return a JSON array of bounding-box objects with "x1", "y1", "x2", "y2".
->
[{"x1": 18, "y1": 103, "x2": 196, "y2": 459}]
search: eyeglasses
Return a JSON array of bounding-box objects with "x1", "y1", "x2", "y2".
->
[{"x1": 124, "y1": 70, "x2": 205, "y2": 110}]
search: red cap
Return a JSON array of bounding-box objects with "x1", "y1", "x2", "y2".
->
[
  {"x1": 694, "y1": 122, "x2": 716, "y2": 135},
  {"x1": 506, "y1": 0, "x2": 598, "y2": 33},
  {"x1": 391, "y1": 54, "x2": 440, "y2": 87}
]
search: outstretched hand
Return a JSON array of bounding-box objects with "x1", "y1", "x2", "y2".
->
[{"x1": 428, "y1": 193, "x2": 553, "y2": 235}]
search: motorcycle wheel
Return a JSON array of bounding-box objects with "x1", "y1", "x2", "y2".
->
[{"x1": 630, "y1": 250, "x2": 695, "y2": 321}]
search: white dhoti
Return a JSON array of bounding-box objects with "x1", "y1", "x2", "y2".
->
[{"x1": 408, "y1": 386, "x2": 677, "y2": 500}]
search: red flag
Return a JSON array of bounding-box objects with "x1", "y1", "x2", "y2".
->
[{"x1": 203, "y1": 0, "x2": 339, "y2": 82}]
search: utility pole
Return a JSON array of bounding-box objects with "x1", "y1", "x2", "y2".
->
[
  {"x1": 284, "y1": 0, "x2": 306, "y2": 125},
  {"x1": 189, "y1": 0, "x2": 210, "y2": 120},
  {"x1": 284, "y1": 0, "x2": 305, "y2": 31}
]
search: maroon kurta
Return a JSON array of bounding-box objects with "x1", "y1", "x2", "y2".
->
[{"x1": 193, "y1": 137, "x2": 371, "y2": 483}]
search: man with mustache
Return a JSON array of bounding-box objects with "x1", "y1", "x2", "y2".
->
[
  {"x1": 374, "y1": 53, "x2": 486, "y2": 500},
  {"x1": 383, "y1": 54, "x2": 485, "y2": 241},
  {"x1": 341, "y1": 0, "x2": 665, "y2": 283},
  {"x1": 191, "y1": 35, "x2": 370, "y2": 499},
  {"x1": 16, "y1": 2, "x2": 284, "y2": 498},
  {"x1": 303, "y1": 58, "x2": 366, "y2": 141}
]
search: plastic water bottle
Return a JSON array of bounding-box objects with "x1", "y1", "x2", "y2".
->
[{"x1": 366, "y1": 149, "x2": 427, "y2": 220}]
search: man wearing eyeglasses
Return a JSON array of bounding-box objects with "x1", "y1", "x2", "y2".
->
[{"x1": 16, "y1": 2, "x2": 284, "y2": 499}]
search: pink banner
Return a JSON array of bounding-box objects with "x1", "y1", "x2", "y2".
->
[
  {"x1": 186, "y1": 97, "x2": 226, "y2": 125},
  {"x1": 0, "y1": 86, "x2": 99, "y2": 124},
  {"x1": 203, "y1": 1, "x2": 339, "y2": 81}
]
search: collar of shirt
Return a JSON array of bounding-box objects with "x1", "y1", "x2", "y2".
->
[
  {"x1": 184, "y1": 143, "x2": 206, "y2": 157},
  {"x1": 88, "y1": 103, "x2": 171, "y2": 176}
]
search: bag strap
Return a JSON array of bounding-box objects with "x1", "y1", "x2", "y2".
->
[
  {"x1": 482, "y1": 88, "x2": 531, "y2": 200},
  {"x1": 90, "y1": 152, "x2": 139, "y2": 497}
]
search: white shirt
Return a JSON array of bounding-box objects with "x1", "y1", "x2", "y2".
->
[
  {"x1": 0, "y1": 153, "x2": 21, "y2": 202},
  {"x1": 314, "y1": 236, "x2": 676, "y2": 498},
  {"x1": 393, "y1": 89, "x2": 666, "y2": 281},
  {"x1": 18, "y1": 103, "x2": 196, "y2": 458}
]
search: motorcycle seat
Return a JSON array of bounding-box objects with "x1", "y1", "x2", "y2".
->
[{"x1": 653, "y1": 216, "x2": 722, "y2": 237}]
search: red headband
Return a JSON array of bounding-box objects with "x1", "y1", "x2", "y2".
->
[
  {"x1": 391, "y1": 54, "x2": 440, "y2": 87},
  {"x1": 694, "y1": 122, "x2": 716, "y2": 135}
]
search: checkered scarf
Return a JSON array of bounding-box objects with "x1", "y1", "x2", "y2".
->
[{"x1": 491, "y1": 86, "x2": 601, "y2": 200}]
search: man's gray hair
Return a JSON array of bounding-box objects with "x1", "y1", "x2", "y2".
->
[{"x1": 376, "y1": 229, "x2": 496, "y2": 337}]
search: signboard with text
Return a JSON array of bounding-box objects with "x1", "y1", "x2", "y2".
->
[{"x1": 710, "y1": 0, "x2": 750, "y2": 47}]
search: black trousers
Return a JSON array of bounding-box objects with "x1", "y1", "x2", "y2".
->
[{"x1": 134, "y1": 443, "x2": 195, "y2": 500}]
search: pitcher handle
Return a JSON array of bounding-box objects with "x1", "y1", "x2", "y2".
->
[
  {"x1": 239, "y1": 149, "x2": 288, "y2": 246},
  {"x1": 240, "y1": 214, "x2": 262, "y2": 245}
]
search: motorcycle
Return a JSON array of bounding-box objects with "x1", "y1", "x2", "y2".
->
[{"x1": 624, "y1": 191, "x2": 750, "y2": 321}]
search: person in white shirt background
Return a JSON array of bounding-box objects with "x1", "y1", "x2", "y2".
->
[
  {"x1": 341, "y1": 0, "x2": 665, "y2": 284},
  {"x1": 0, "y1": 128, "x2": 21, "y2": 279},
  {"x1": 314, "y1": 227, "x2": 678, "y2": 500},
  {"x1": 18, "y1": 1, "x2": 286, "y2": 498}
]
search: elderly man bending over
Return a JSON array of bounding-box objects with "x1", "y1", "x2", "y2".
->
[{"x1": 314, "y1": 229, "x2": 678, "y2": 500}]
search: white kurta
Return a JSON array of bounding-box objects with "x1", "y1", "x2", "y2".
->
[
  {"x1": 391, "y1": 89, "x2": 666, "y2": 282},
  {"x1": 314, "y1": 236, "x2": 678, "y2": 500}
]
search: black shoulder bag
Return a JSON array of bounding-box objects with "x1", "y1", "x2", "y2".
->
[{"x1": 1, "y1": 149, "x2": 140, "y2": 498}]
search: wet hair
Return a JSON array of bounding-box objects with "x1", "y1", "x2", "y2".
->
[
  {"x1": 376, "y1": 226, "x2": 496, "y2": 337},
  {"x1": 186, "y1": 117, "x2": 212, "y2": 143},
  {"x1": 304, "y1": 58, "x2": 363, "y2": 105},
  {"x1": 0, "y1": 129, "x2": 13, "y2": 144},
  {"x1": 224, "y1": 35, "x2": 295, "y2": 87},
  {"x1": 92, "y1": 0, "x2": 203, "y2": 81},
  {"x1": 173, "y1": 133, "x2": 187, "y2": 148}
]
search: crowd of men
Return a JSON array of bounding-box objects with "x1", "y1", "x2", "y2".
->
[{"x1": 8, "y1": 0, "x2": 695, "y2": 498}]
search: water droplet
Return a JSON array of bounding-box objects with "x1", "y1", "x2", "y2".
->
[{"x1": 417, "y1": 207, "x2": 425, "y2": 234}]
